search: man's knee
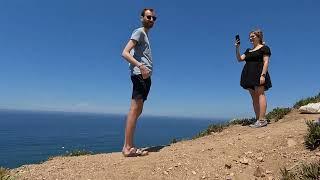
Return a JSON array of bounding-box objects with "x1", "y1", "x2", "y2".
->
[{"x1": 130, "y1": 99, "x2": 144, "y2": 113}]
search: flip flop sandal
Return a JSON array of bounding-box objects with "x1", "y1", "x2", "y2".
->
[{"x1": 122, "y1": 147, "x2": 148, "y2": 157}]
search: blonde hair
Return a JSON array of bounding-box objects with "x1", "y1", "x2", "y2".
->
[{"x1": 250, "y1": 29, "x2": 265, "y2": 45}]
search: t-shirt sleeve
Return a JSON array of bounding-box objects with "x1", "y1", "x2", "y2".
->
[
  {"x1": 244, "y1": 48, "x2": 250, "y2": 56},
  {"x1": 262, "y1": 46, "x2": 271, "y2": 56},
  {"x1": 130, "y1": 29, "x2": 143, "y2": 43}
]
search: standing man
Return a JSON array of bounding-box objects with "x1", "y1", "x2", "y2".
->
[{"x1": 121, "y1": 8, "x2": 157, "y2": 157}]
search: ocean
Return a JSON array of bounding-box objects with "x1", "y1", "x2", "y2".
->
[{"x1": 0, "y1": 110, "x2": 226, "y2": 168}]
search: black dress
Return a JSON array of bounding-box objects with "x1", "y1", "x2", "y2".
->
[{"x1": 240, "y1": 45, "x2": 272, "y2": 91}]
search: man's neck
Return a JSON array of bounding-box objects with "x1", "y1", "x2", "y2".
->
[{"x1": 142, "y1": 27, "x2": 149, "y2": 34}]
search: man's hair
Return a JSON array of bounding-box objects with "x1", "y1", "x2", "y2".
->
[{"x1": 141, "y1": 8, "x2": 154, "y2": 17}]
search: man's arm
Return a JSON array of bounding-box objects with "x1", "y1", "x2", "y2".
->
[
  {"x1": 121, "y1": 39, "x2": 150, "y2": 78},
  {"x1": 121, "y1": 40, "x2": 142, "y2": 67}
]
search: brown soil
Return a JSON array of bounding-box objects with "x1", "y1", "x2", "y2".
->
[{"x1": 11, "y1": 110, "x2": 320, "y2": 180}]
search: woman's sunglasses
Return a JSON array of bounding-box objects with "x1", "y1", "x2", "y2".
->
[{"x1": 146, "y1": 15, "x2": 157, "y2": 21}]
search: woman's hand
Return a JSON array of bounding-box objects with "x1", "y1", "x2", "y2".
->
[{"x1": 260, "y1": 76, "x2": 265, "y2": 85}]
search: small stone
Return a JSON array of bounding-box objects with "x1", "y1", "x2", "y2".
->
[
  {"x1": 168, "y1": 167, "x2": 173, "y2": 170},
  {"x1": 201, "y1": 175, "x2": 206, "y2": 179},
  {"x1": 191, "y1": 171, "x2": 197, "y2": 175},
  {"x1": 245, "y1": 151, "x2": 253, "y2": 155},
  {"x1": 266, "y1": 170, "x2": 272, "y2": 174},
  {"x1": 226, "y1": 175, "x2": 232, "y2": 180},
  {"x1": 163, "y1": 171, "x2": 169, "y2": 175},
  {"x1": 254, "y1": 166, "x2": 265, "y2": 177},
  {"x1": 257, "y1": 157, "x2": 264, "y2": 162},
  {"x1": 225, "y1": 163, "x2": 232, "y2": 169},
  {"x1": 240, "y1": 157, "x2": 249, "y2": 165}
]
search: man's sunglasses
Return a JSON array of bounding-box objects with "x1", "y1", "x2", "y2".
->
[{"x1": 146, "y1": 15, "x2": 157, "y2": 21}]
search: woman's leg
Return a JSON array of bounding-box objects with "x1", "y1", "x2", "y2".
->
[
  {"x1": 256, "y1": 86, "x2": 267, "y2": 120},
  {"x1": 249, "y1": 88, "x2": 259, "y2": 119}
]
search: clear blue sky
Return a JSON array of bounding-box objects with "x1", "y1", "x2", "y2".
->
[{"x1": 0, "y1": 0, "x2": 319, "y2": 118}]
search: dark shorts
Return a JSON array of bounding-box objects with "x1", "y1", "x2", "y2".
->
[{"x1": 131, "y1": 74, "x2": 151, "y2": 101}]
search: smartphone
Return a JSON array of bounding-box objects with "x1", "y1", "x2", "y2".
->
[{"x1": 235, "y1": 34, "x2": 240, "y2": 45}]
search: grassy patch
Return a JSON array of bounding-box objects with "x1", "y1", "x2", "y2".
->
[
  {"x1": 229, "y1": 117, "x2": 256, "y2": 126},
  {"x1": 305, "y1": 120, "x2": 320, "y2": 150},
  {"x1": 0, "y1": 167, "x2": 13, "y2": 180},
  {"x1": 63, "y1": 149, "x2": 94, "y2": 157},
  {"x1": 280, "y1": 167, "x2": 296, "y2": 180},
  {"x1": 193, "y1": 117, "x2": 256, "y2": 139},
  {"x1": 280, "y1": 161, "x2": 320, "y2": 180},
  {"x1": 193, "y1": 123, "x2": 228, "y2": 139},
  {"x1": 266, "y1": 107, "x2": 292, "y2": 122},
  {"x1": 293, "y1": 92, "x2": 320, "y2": 109}
]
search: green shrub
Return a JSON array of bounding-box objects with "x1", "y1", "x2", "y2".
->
[
  {"x1": 64, "y1": 149, "x2": 93, "y2": 157},
  {"x1": 280, "y1": 161, "x2": 320, "y2": 180},
  {"x1": 170, "y1": 138, "x2": 179, "y2": 144},
  {"x1": 193, "y1": 123, "x2": 227, "y2": 139},
  {"x1": 300, "y1": 162, "x2": 320, "y2": 179},
  {"x1": 0, "y1": 167, "x2": 12, "y2": 180},
  {"x1": 229, "y1": 117, "x2": 256, "y2": 126},
  {"x1": 294, "y1": 92, "x2": 320, "y2": 109},
  {"x1": 280, "y1": 167, "x2": 297, "y2": 180},
  {"x1": 305, "y1": 120, "x2": 320, "y2": 150},
  {"x1": 266, "y1": 107, "x2": 292, "y2": 122}
]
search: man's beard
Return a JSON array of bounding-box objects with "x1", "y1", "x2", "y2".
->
[{"x1": 143, "y1": 21, "x2": 154, "y2": 29}]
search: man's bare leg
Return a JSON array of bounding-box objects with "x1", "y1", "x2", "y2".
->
[{"x1": 122, "y1": 98, "x2": 143, "y2": 154}]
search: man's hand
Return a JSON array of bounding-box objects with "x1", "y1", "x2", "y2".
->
[{"x1": 139, "y1": 65, "x2": 150, "y2": 79}]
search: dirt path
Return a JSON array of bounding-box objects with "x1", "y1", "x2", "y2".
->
[{"x1": 12, "y1": 110, "x2": 320, "y2": 180}]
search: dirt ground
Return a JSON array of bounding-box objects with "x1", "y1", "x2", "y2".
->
[{"x1": 11, "y1": 110, "x2": 320, "y2": 180}]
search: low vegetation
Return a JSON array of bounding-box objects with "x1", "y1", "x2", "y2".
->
[
  {"x1": 305, "y1": 120, "x2": 320, "y2": 150},
  {"x1": 193, "y1": 124, "x2": 228, "y2": 139},
  {"x1": 64, "y1": 149, "x2": 94, "y2": 157},
  {"x1": 266, "y1": 107, "x2": 292, "y2": 122},
  {"x1": 229, "y1": 117, "x2": 256, "y2": 126},
  {"x1": 0, "y1": 167, "x2": 13, "y2": 180},
  {"x1": 293, "y1": 92, "x2": 320, "y2": 109},
  {"x1": 280, "y1": 161, "x2": 320, "y2": 180}
]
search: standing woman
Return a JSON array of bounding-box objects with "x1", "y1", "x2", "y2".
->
[{"x1": 235, "y1": 29, "x2": 272, "y2": 128}]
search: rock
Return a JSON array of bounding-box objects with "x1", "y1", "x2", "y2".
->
[
  {"x1": 163, "y1": 171, "x2": 169, "y2": 175},
  {"x1": 226, "y1": 175, "x2": 232, "y2": 180},
  {"x1": 257, "y1": 157, "x2": 264, "y2": 162},
  {"x1": 266, "y1": 170, "x2": 272, "y2": 174},
  {"x1": 168, "y1": 167, "x2": 173, "y2": 170},
  {"x1": 254, "y1": 166, "x2": 266, "y2": 177},
  {"x1": 191, "y1": 171, "x2": 197, "y2": 175},
  {"x1": 240, "y1": 157, "x2": 249, "y2": 165},
  {"x1": 287, "y1": 139, "x2": 297, "y2": 147},
  {"x1": 201, "y1": 175, "x2": 206, "y2": 179},
  {"x1": 225, "y1": 163, "x2": 232, "y2": 169}
]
